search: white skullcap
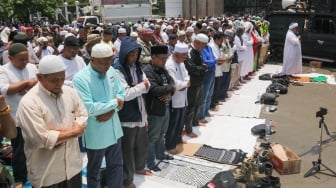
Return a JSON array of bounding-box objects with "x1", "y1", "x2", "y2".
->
[
  {"x1": 202, "y1": 23, "x2": 207, "y2": 27},
  {"x1": 289, "y1": 22, "x2": 298, "y2": 29},
  {"x1": 91, "y1": 43, "x2": 113, "y2": 58},
  {"x1": 174, "y1": 43, "x2": 189, "y2": 54},
  {"x1": 39, "y1": 55, "x2": 66, "y2": 74},
  {"x1": 130, "y1": 32, "x2": 138, "y2": 37},
  {"x1": 186, "y1": 27, "x2": 194, "y2": 33},
  {"x1": 195, "y1": 33, "x2": 209, "y2": 43},
  {"x1": 118, "y1": 28, "x2": 126, "y2": 34},
  {"x1": 177, "y1": 30, "x2": 186, "y2": 36},
  {"x1": 39, "y1": 37, "x2": 48, "y2": 42},
  {"x1": 166, "y1": 25, "x2": 174, "y2": 30},
  {"x1": 60, "y1": 30, "x2": 68, "y2": 36},
  {"x1": 65, "y1": 33, "x2": 75, "y2": 39}
]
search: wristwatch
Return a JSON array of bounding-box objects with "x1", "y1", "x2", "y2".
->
[{"x1": 0, "y1": 105, "x2": 11, "y2": 116}]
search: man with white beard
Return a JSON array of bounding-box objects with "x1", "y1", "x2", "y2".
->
[{"x1": 281, "y1": 22, "x2": 302, "y2": 75}]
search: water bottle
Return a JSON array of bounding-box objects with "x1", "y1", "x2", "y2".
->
[{"x1": 265, "y1": 120, "x2": 272, "y2": 141}]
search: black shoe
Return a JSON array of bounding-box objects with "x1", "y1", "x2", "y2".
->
[
  {"x1": 149, "y1": 165, "x2": 161, "y2": 172},
  {"x1": 158, "y1": 154, "x2": 174, "y2": 160},
  {"x1": 263, "y1": 176, "x2": 281, "y2": 188}
]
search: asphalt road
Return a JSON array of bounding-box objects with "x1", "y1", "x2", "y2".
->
[{"x1": 259, "y1": 62, "x2": 336, "y2": 188}]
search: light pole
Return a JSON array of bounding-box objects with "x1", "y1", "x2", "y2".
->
[
  {"x1": 64, "y1": 2, "x2": 68, "y2": 23},
  {"x1": 75, "y1": 1, "x2": 79, "y2": 19}
]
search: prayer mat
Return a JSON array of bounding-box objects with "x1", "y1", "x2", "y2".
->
[
  {"x1": 155, "y1": 159, "x2": 225, "y2": 187},
  {"x1": 194, "y1": 145, "x2": 245, "y2": 164}
]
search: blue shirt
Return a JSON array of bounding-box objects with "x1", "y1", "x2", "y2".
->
[
  {"x1": 73, "y1": 64, "x2": 125, "y2": 149},
  {"x1": 201, "y1": 45, "x2": 217, "y2": 71}
]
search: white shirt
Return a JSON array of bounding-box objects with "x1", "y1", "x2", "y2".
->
[
  {"x1": 0, "y1": 63, "x2": 37, "y2": 125},
  {"x1": 165, "y1": 55, "x2": 189, "y2": 108},
  {"x1": 116, "y1": 67, "x2": 149, "y2": 128},
  {"x1": 33, "y1": 46, "x2": 54, "y2": 60},
  {"x1": 58, "y1": 55, "x2": 86, "y2": 87},
  {"x1": 209, "y1": 41, "x2": 223, "y2": 77},
  {"x1": 114, "y1": 38, "x2": 122, "y2": 54},
  {"x1": 16, "y1": 84, "x2": 88, "y2": 187}
]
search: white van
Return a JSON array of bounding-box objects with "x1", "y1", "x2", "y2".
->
[{"x1": 77, "y1": 16, "x2": 100, "y2": 27}]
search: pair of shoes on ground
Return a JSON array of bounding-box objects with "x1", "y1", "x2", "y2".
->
[{"x1": 246, "y1": 176, "x2": 281, "y2": 188}]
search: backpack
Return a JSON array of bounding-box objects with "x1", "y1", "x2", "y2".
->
[
  {"x1": 260, "y1": 93, "x2": 278, "y2": 105},
  {"x1": 203, "y1": 171, "x2": 241, "y2": 188},
  {"x1": 266, "y1": 83, "x2": 288, "y2": 94}
]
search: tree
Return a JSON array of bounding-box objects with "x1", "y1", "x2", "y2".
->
[{"x1": 0, "y1": 0, "x2": 89, "y2": 23}]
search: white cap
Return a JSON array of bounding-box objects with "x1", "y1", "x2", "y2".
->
[
  {"x1": 177, "y1": 30, "x2": 186, "y2": 37},
  {"x1": 38, "y1": 37, "x2": 48, "y2": 42},
  {"x1": 174, "y1": 43, "x2": 189, "y2": 53},
  {"x1": 39, "y1": 55, "x2": 66, "y2": 74},
  {"x1": 289, "y1": 22, "x2": 298, "y2": 29},
  {"x1": 130, "y1": 32, "x2": 138, "y2": 37},
  {"x1": 186, "y1": 27, "x2": 194, "y2": 33},
  {"x1": 195, "y1": 33, "x2": 209, "y2": 43},
  {"x1": 60, "y1": 30, "x2": 68, "y2": 36},
  {"x1": 202, "y1": 23, "x2": 207, "y2": 27},
  {"x1": 118, "y1": 28, "x2": 126, "y2": 34},
  {"x1": 65, "y1": 33, "x2": 75, "y2": 39},
  {"x1": 91, "y1": 43, "x2": 113, "y2": 58},
  {"x1": 166, "y1": 25, "x2": 174, "y2": 30}
]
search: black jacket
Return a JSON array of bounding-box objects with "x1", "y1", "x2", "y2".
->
[
  {"x1": 143, "y1": 62, "x2": 175, "y2": 116},
  {"x1": 184, "y1": 45, "x2": 207, "y2": 86},
  {"x1": 113, "y1": 36, "x2": 143, "y2": 122}
]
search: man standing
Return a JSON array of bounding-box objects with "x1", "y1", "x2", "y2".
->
[
  {"x1": 0, "y1": 43, "x2": 38, "y2": 188},
  {"x1": 138, "y1": 29, "x2": 153, "y2": 67},
  {"x1": 113, "y1": 36, "x2": 152, "y2": 188},
  {"x1": 73, "y1": 43, "x2": 125, "y2": 188},
  {"x1": 281, "y1": 22, "x2": 302, "y2": 75},
  {"x1": 16, "y1": 55, "x2": 87, "y2": 188},
  {"x1": 143, "y1": 46, "x2": 175, "y2": 172},
  {"x1": 184, "y1": 34, "x2": 209, "y2": 138},
  {"x1": 58, "y1": 36, "x2": 86, "y2": 88},
  {"x1": 165, "y1": 43, "x2": 190, "y2": 154}
]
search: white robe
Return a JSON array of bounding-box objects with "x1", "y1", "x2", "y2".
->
[
  {"x1": 282, "y1": 30, "x2": 302, "y2": 75},
  {"x1": 240, "y1": 32, "x2": 254, "y2": 77}
]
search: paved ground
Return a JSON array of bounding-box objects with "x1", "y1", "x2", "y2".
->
[{"x1": 259, "y1": 63, "x2": 336, "y2": 188}]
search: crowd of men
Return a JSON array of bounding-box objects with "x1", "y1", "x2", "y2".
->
[{"x1": 0, "y1": 15, "x2": 302, "y2": 188}]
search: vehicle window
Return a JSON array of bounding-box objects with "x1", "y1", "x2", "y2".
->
[
  {"x1": 86, "y1": 18, "x2": 98, "y2": 25},
  {"x1": 312, "y1": 17, "x2": 335, "y2": 34}
]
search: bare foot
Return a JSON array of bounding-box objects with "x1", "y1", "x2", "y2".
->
[
  {"x1": 125, "y1": 183, "x2": 136, "y2": 188},
  {"x1": 136, "y1": 169, "x2": 153, "y2": 176}
]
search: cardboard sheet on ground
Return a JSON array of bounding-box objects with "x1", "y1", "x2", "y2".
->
[
  {"x1": 183, "y1": 116, "x2": 264, "y2": 156},
  {"x1": 179, "y1": 143, "x2": 203, "y2": 156}
]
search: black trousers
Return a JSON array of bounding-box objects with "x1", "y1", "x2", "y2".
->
[
  {"x1": 34, "y1": 172, "x2": 82, "y2": 188},
  {"x1": 121, "y1": 126, "x2": 147, "y2": 186},
  {"x1": 11, "y1": 127, "x2": 27, "y2": 184},
  {"x1": 185, "y1": 84, "x2": 204, "y2": 134},
  {"x1": 166, "y1": 107, "x2": 187, "y2": 150}
]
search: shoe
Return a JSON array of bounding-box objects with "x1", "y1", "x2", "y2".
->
[
  {"x1": 149, "y1": 165, "x2": 161, "y2": 172},
  {"x1": 246, "y1": 176, "x2": 281, "y2": 188},
  {"x1": 187, "y1": 132, "x2": 198, "y2": 138},
  {"x1": 159, "y1": 154, "x2": 174, "y2": 160}
]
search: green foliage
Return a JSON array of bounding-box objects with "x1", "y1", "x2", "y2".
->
[{"x1": 0, "y1": 0, "x2": 89, "y2": 23}]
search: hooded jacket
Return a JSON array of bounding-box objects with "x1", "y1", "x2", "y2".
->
[{"x1": 113, "y1": 36, "x2": 143, "y2": 122}]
